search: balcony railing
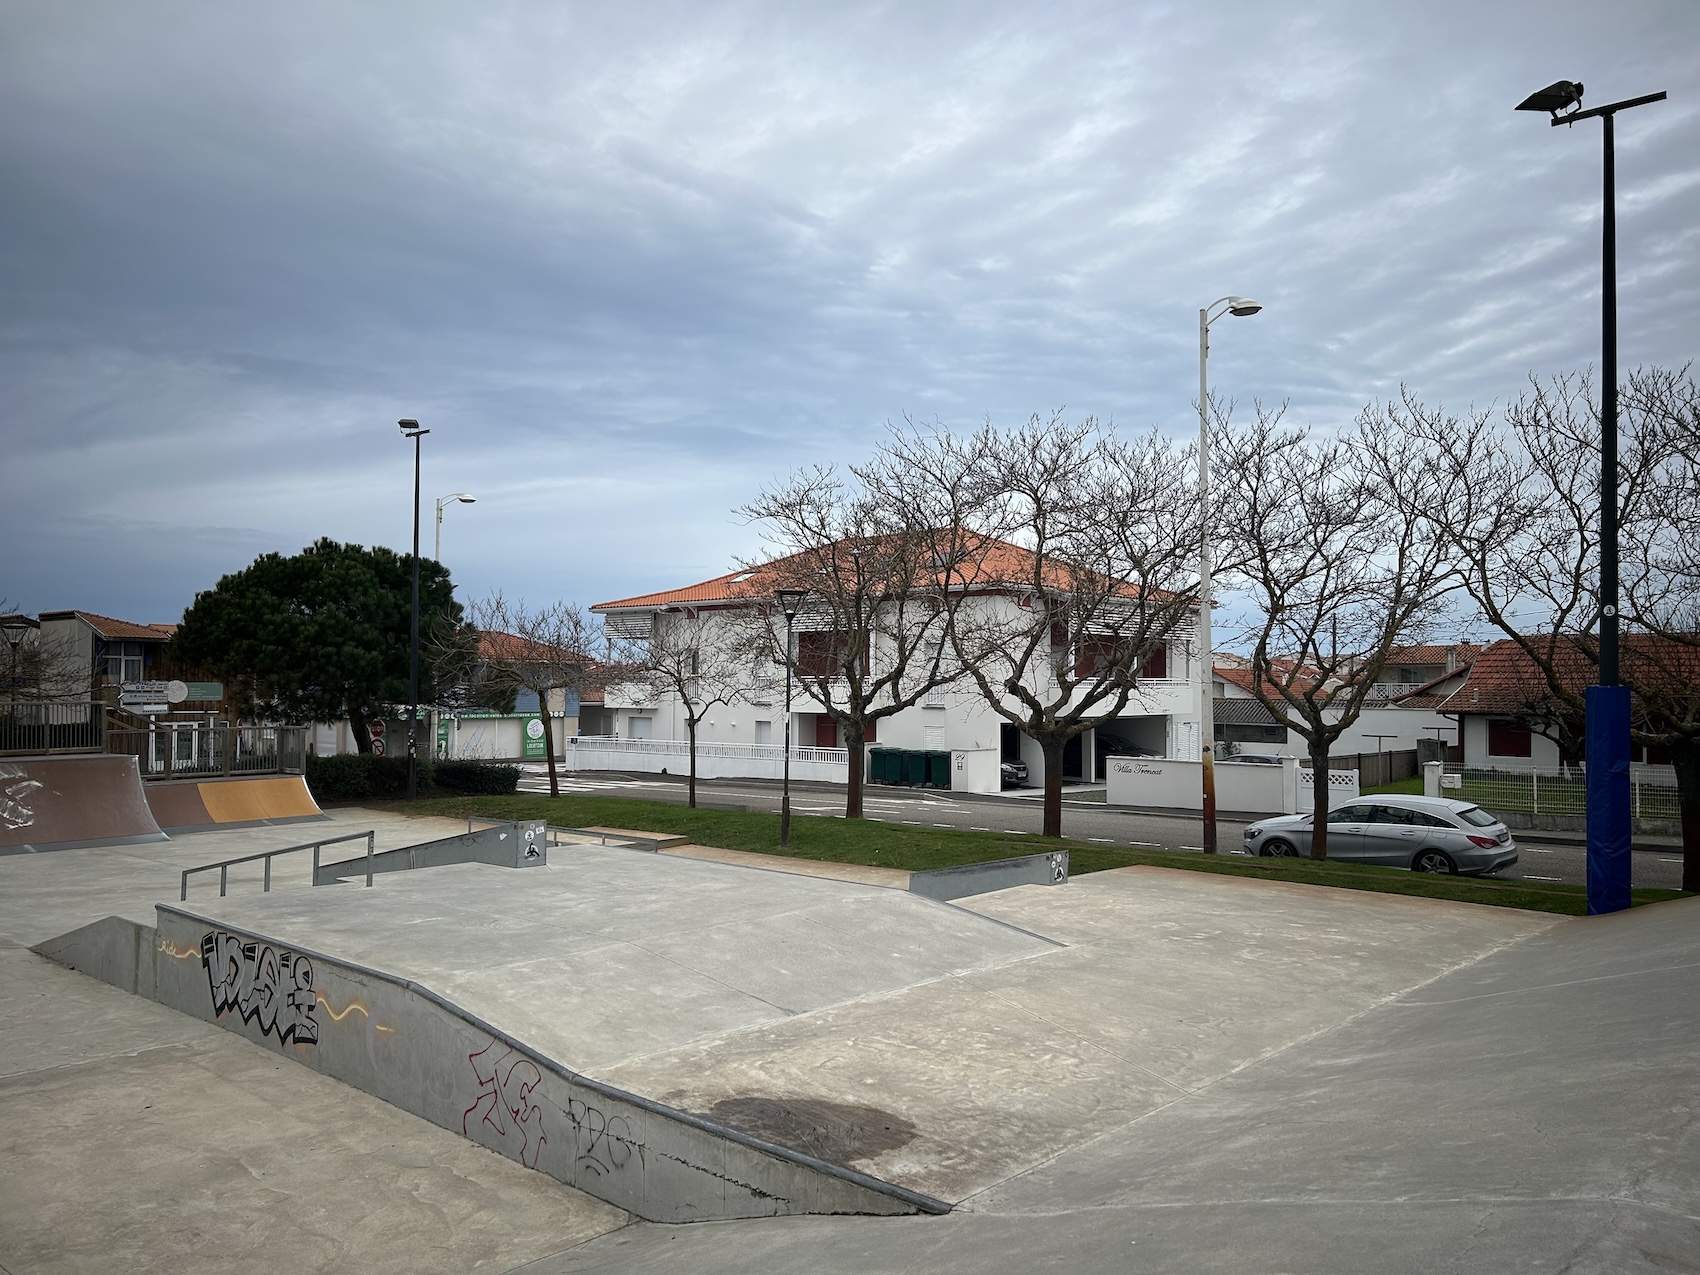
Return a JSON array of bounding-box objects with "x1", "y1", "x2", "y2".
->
[{"x1": 565, "y1": 735, "x2": 849, "y2": 765}]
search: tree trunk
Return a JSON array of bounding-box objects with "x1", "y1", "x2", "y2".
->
[
  {"x1": 687, "y1": 717, "x2": 698, "y2": 808},
  {"x1": 1041, "y1": 736, "x2": 1064, "y2": 838},
  {"x1": 1309, "y1": 744, "x2": 1332, "y2": 860},
  {"x1": 349, "y1": 709, "x2": 373, "y2": 755},
  {"x1": 843, "y1": 718, "x2": 865, "y2": 819},
  {"x1": 1672, "y1": 738, "x2": 1700, "y2": 894},
  {"x1": 540, "y1": 706, "x2": 559, "y2": 798}
]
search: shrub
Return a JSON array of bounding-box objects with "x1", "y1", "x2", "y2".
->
[
  {"x1": 305, "y1": 752, "x2": 372, "y2": 802},
  {"x1": 434, "y1": 760, "x2": 522, "y2": 795},
  {"x1": 305, "y1": 751, "x2": 436, "y2": 802}
]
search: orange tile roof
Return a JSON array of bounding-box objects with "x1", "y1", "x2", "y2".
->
[
  {"x1": 41, "y1": 611, "x2": 176, "y2": 641},
  {"x1": 1439, "y1": 635, "x2": 1700, "y2": 715},
  {"x1": 1384, "y1": 642, "x2": 1482, "y2": 666},
  {"x1": 593, "y1": 535, "x2": 1185, "y2": 612}
]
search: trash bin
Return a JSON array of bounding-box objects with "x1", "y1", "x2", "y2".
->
[
  {"x1": 867, "y1": 747, "x2": 891, "y2": 785},
  {"x1": 927, "y1": 750, "x2": 951, "y2": 788},
  {"x1": 902, "y1": 749, "x2": 928, "y2": 786}
]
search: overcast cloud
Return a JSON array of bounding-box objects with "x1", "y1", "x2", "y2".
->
[{"x1": 2, "y1": 0, "x2": 1696, "y2": 623}]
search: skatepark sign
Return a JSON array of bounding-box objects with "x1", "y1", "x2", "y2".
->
[{"x1": 119, "y1": 680, "x2": 188, "y2": 714}]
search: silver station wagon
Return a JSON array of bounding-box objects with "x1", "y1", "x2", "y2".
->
[{"x1": 1242, "y1": 795, "x2": 1519, "y2": 876}]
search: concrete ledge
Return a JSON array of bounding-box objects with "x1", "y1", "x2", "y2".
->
[
  {"x1": 566, "y1": 827, "x2": 691, "y2": 851},
  {"x1": 909, "y1": 851, "x2": 1069, "y2": 902},
  {"x1": 34, "y1": 909, "x2": 949, "y2": 1224}
]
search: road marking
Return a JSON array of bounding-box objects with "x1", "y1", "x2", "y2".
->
[
  {"x1": 1088, "y1": 838, "x2": 1115, "y2": 844},
  {"x1": 1005, "y1": 830, "x2": 1029, "y2": 835},
  {"x1": 1524, "y1": 848, "x2": 1554, "y2": 853},
  {"x1": 933, "y1": 823, "x2": 953, "y2": 828},
  {"x1": 970, "y1": 827, "x2": 992, "y2": 832},
  {"x1": 1126, "y1": 841, "x2": 1161, "y2": 848},
  {"x1": 1659, "y1": 857, "x2": 1683, "y2": 863},
  {"x1": 1523, "y1": 875, "x2": 1564, "y2": 882},
  {"x1": 900, "y1": 820, "x2": 922, "y2": 826}
]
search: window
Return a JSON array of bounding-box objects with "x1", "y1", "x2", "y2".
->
[
  {"x1": 754, "y1": 720, "x2": 772, "y2": 745},
  {"x1": 1374, "y1": 805, "x2": 1450, "y2": 828},
  {"x1": 1487, "y1": 719, "x2": 1533, "y2": 757},
  {"x1": 795, "y1": 630, "x2": 865, "y2": 679},
  {"x1": 1456, "y1": 806, "x2": 1498, "y2": 828},
  {"x1": 1328, "y1": 804, "x2": 1374, "y2": 824},
  {"x1": 1073, "y1": 638, "x2": 1165, "y2": 679},
  {"x1": 628, "y1": 716, "x2": 652, "y2": 739},
  {"x1": 103, "y1": 640, "x2": 145, "y2": 684}
]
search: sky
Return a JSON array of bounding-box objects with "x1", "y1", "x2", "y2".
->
[{"x1": 3, "y1": 0, "x2": 1697, "y2": 627}]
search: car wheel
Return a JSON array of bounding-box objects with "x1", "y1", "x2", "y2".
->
[
  {"x1": 1262, "y1": 839, "x2": 1300, "y2": 858},
  {"x1": 1412, "y1": 849, "x2": 1456, "y2": 875}
]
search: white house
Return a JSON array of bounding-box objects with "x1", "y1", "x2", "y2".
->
[{"x1": 586, "y1": 541, "x2": 1208, "y2": 793}]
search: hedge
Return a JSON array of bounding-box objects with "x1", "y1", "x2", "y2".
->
[
  {"x1": 305, "y1": 751, "x2": 436, "y2": 802},
  {"x1": 434, "y1": 760, "x2": 522, "y2": 795}
]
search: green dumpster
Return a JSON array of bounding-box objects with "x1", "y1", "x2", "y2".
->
[
  {"x1": 902, "y1": 750, "x2": 928, "y2": 785},
  {"x1": 927, "y1": 750, "x2": 951, "y2": 788},
  {"x1": 867, "y1": 747, "x2": 892, "y2": 785}
]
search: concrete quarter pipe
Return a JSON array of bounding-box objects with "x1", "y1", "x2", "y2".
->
[{"x1": 0, "y1": 754, "x2": 167, "y2": 854}]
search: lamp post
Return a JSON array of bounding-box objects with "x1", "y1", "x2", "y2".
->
[
  {"x1": 1516, "y1": 79, "x2": 1666, "y2": 915},
  {"x1": 1197, "y1": 295, "x2": 1262, "y2": 854},
  {"x1": 434, "y1": 493, "x2": 476, "y2": 561},
  {"x1": 399, "y1": 418, "x2": 430, "y2": 801},
  {"x1": 776, "y1": 588, "x2": 806, "y2": 848},
  {"x1": 1, "y1": 616, "x2": 31, "y2": 698}
]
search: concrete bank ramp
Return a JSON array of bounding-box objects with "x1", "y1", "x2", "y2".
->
[
  {"x1": 34, "y1": 906, "x2": 950, "y2": 1223},
  {"x1": 0, "y1": 754, "x2": 167, "y2": 853}
]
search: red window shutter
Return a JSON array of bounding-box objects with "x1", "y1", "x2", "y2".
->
[
  {"x1": 864, "y1": 717, "x2": 877, "y2": 743},
  {"x1": 814, "y1": 715, "x2": 838, "y2": 748},
  {"x1": 1142, "y1": 646, "x2": 1167, "y2": 679},
  {"x1": 1487, "y1": 719, "x2": 1533, "y2": 758}
]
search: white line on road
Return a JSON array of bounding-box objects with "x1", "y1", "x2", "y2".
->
[
  {"x1": 1523, "y1": 875, "x2": 1564, "y2": 881},
  {"x1": 1660, "y1": 857, "x2": 1683, "y2": 863},
  {"x1": 1523, "y1": 848, "x2": 1554, "y2": 853},
  {"x1": 1088, "y1": 838, "x2": 1115, "y2": 843},
  {"x1": 1005, "y1": 830, "x2": 1029, "y2": 835}
]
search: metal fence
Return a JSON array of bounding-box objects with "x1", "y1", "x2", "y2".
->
[
  {"x1": 107, "y1": 725, "x2": 308, "y2": 779},
  {"x1": 1441, "y1": 764, "x2": 1680, "y2": 821},
  {"x1": 0, "y1": 702, "x2": 107, "y2": 755}
]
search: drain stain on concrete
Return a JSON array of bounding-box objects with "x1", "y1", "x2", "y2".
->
[{"x1": 701, "y1": 1096, "x2": 918, "y2": 1165}]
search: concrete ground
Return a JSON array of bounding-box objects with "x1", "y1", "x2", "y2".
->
[
  {"x1": 526, "y1": 894, "x2": 1700, "y2": 1275},
  {"x1": 0, "y1": 948, "x2": 627, "y2": 1275},
  {"x1": 4, "y1": 808, "x2": 1695, "y2": 1273}
]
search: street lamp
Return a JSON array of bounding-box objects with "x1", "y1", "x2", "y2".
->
[
  {"x1": 399, "y1": 418, "x2": 431, "y2": 801},
  {"x1": 1197, "y1": 295, "x2": 1262, "y2": 854},
  {"x1": 434, "y1": 493, "x2": 476, "y2": 561},
  {"x1": 1, "y1": 615, "x2": 33, "y2": 697},
  {"x1": 776, "y1": 587, "x2": 807, "y2": 848},
  {"x1": 1516, "y1": 79, "x2": 1666, "y2": 915}
]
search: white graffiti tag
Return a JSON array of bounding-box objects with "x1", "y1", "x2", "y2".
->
[
  {"x1": 0, "y1": 763, "x2": 44, "y2": 831},
  {"x1": 200, "y1": 930, "x2": 319, "y2": 1045},
  {"x1": 462, "y1": 1041, "x2": 547, "y2": 1169}
]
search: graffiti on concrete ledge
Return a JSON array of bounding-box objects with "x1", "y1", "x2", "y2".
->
[
  {"x1": 567, "y1": 1096, "x2": 640, "y2": 1177},
  {"x1": 200, "y1": 930, "x2": 319, "y2": 1045},
  {"x1": 463, "y1": 1041, "x2": 547, "y2": 1169},
  {"x1": 0, "y1": 763, "x2": 44, "y2": 830}
]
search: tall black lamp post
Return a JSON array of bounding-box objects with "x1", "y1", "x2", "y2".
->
[
  {"x1": 776, "y1": 588, "x2": 807, "y2": 847},
  {"x1": 1515, "y1": 80, "x2": 1666, "y2": 915},
  {"x1": 399, "y1": 418, "x2": 430, "y2": 801}
]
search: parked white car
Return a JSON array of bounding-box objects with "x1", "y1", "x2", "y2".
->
[{"x1": 1242, "y1": 795, "x2": 1518, "y2": 876}]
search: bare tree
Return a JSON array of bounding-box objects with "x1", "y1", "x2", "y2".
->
[
  {"x1": 0, "y1": 607, "x2": 88, "y2": 703},
  {"x1": 1216, "y1": 404, "x2": 1456, "y2": 859},
  {"x1": 737, "y1": 458, "x2": 972, "y2": 820},
  {"x1": 634, "y1": 608, "x2": 748, "y2": 808},
  {"x1": 934, "y1": 413, "x2": 1203, "y2": 839},
  {"x1": 1403, "y1": 367, "x2": 1700, "y2": 888},
  {"x1": 466, "y1": 593, "x2": 596, "y2": 798}
]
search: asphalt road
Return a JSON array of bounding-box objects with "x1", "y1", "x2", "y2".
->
[{"x1": 518, "y1": 766, "x2": 1688, "y2": 891}]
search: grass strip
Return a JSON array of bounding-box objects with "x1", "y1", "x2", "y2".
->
[{"x1": 393, "y1": 793, "x2": 1685, "y2": 917}]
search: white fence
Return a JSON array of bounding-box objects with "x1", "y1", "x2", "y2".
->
[
  {"x1": 1105, "y1": 755, "x2": 1359, "y2": 815},
  {"x1": 1429, "y1": 762, "x2": 1679, "y2": 820},
  {"x1": 560, "y1": 735, "x2": 851, "y2": 784}
]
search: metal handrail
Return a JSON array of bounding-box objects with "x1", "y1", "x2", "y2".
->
[{"x1": 180, "y1": 830, "x2": 376, "y2": 901}]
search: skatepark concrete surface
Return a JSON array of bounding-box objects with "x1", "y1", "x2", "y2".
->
[
  {"x1": 3, "y1": 807, "x2": 1697, "y2": 1273},
  {"x1": 0, "y1": 948, "x2": 627, "y2": 1275}
]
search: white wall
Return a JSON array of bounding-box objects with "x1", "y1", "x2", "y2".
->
[
  {"x1": 1461, "y1": 716, "x2": 1565, "y2": 772},
  {"x1": 950, "y1": 748, "x2": 1001, "y2": 795},
  {"x1": 1106, "y1": 755, "x2": 1359, "y2": 815}
]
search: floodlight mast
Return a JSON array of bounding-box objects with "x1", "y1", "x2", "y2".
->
[{"x1": 1514, "y1": 80, "x2": 1667, "y2": 913}]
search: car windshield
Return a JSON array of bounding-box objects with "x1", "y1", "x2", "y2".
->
[{"x1": 1456, "y1": 805, "x2": 1498, "y2": 827}]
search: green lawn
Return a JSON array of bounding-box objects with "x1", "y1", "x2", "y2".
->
[
  {"x1": 394, "y1": 792, "x2": 1686, "y2": 917},
  {"x1": 1361, "y1": 776, "x2": 1424, "y2": 796}
]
